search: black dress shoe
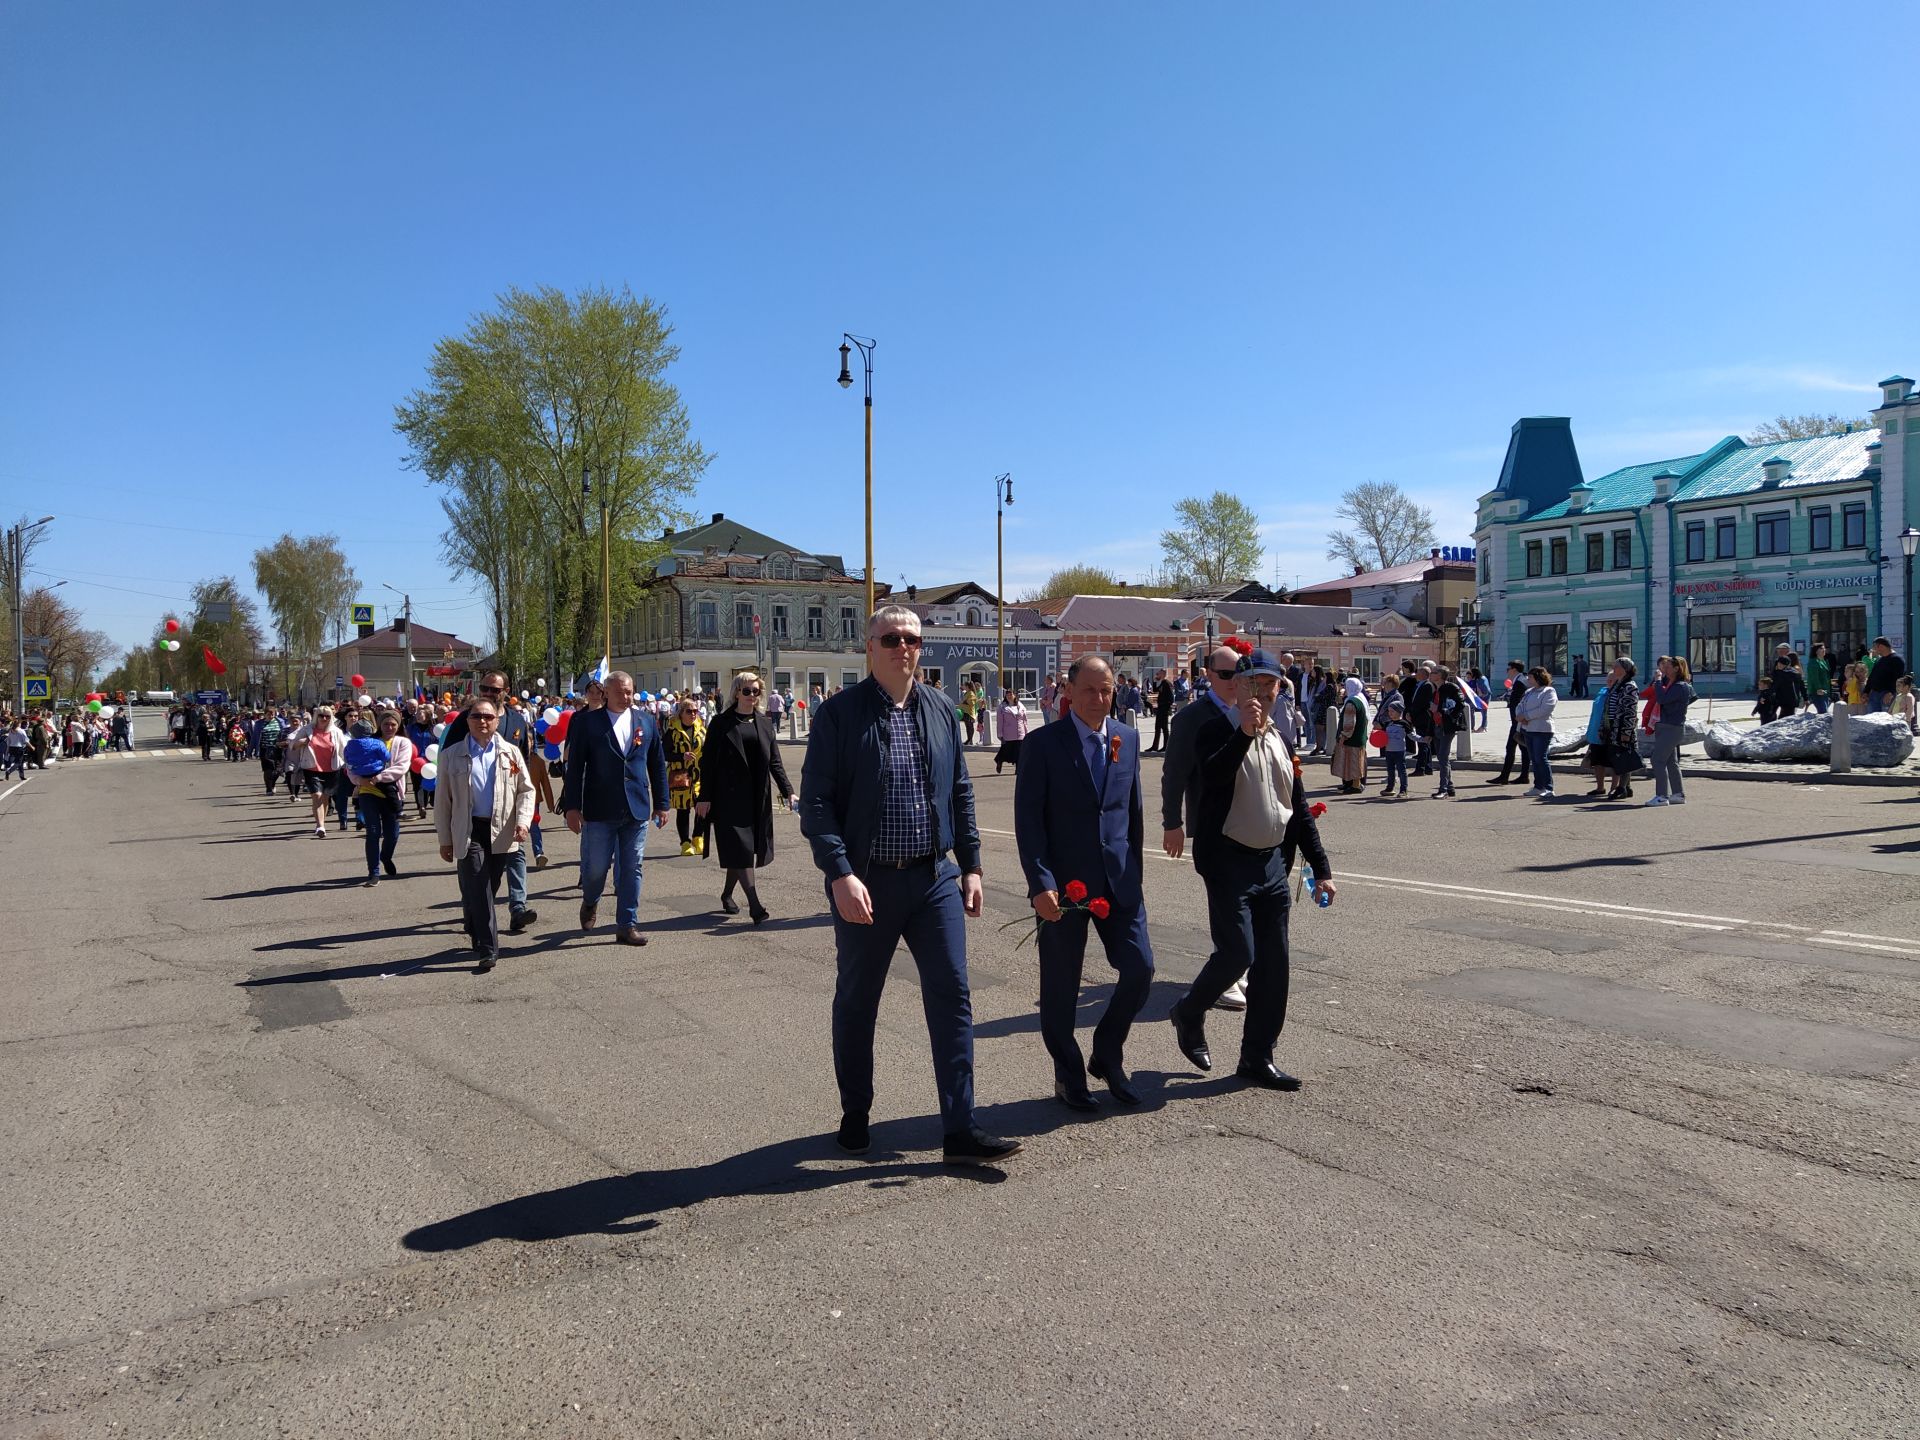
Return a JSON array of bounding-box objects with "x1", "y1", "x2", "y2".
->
[
  {"x1": 836, "y1": 1113, "x2": 870, "y2": 1155},
  {"x1": 1235, "y1": 1060, "x2": 1301, "y2": 1091},
  {"x1": 720, "y1": 894, "x2": 741, "y2": 915},
  {"x1": 1088, "y1": 1055, "x2": 1142, "y2": 1106},
  {"x1": 1170, "y1": 1006, "x2": 1212, "y2": 1072},
  {"x1": 1053, "y1": 1081, "x2": 1099, "y2": 1112},
  {"x1": 579, "y1": 901, "x2": 598, "y2": 931},
  {"x1": 943, "y1": 1130, "x2": 1022, "y2": 1165},
  {"x1": 749, "y1": 902, "x2": 770, "y2": 926},
  {"x1": 474, "y1": 953, "x2": 498, "y2": 974},
  {"x1": 383, "y1": 860, "x2": 398, "y2": 877},
  {"x1": 509, "y1": 907, "x2": 537, "y2": 933}
]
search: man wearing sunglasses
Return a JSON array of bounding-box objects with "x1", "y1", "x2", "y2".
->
[
  {"x1": 1159, "y1": 645, "x2": 1252, "y2": 1011},
  {"x1": 434, "y1": 699, "x2": 536, "y2": 973},
  {"x1": 443, "y1": 670, "x2": 541, "y2": 933},
  {"x1": 799, "y1": 605, "x2": 1019, "y2": 1167}
]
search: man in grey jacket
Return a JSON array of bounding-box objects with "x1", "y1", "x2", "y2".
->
[{"x1": 1160, "y1": 644, "x2": 1248, "y2": 1011}]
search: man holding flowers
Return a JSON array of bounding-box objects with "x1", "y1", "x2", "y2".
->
[{"x1": 1014, "y1": 655, "x2": 1155, "y2": 1109}]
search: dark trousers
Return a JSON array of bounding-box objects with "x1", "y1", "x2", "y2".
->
[
  {"x1": 333, "y1": 772, "x2": 354, "y2": 828},
  {"x1": 1411, "y1": 731, "x2": 1432, "y2": 774},
  {"x1": 260, "y1": 752, "x2": 282, "y2": 794},
  {"x1": 458, "y1": 817, "x2": 509, "y2": 957},
  {"x1": 1178, "y1": 843, "x2": 1294, "y2": 1065},
  {"x1": 1037, "y1": 901, "x2": 1154, "y2": 1084},
  {"x1": 359, "y1": 793, "x2": 399, "y2": 875},
  {"x1": 830, "y1": 861, "x2": 975, "y2": 1135},
  {"x1": 1150, "y1": 711, "x2": 1170, "y2": 751},
  {"x1": 1498, "y1": 716, "x2": 1532, "y2": 782}
]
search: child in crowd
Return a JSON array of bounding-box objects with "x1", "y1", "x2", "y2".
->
[
  {"x1": 1378, "y1": 695, "x2": 1409, "y2": 798},
  {"x1": 1896, "y1": 675, "x2": 1917, "y2": 731},
  {"x1": 1753, "y1": 676, "x2": 1777, "y2": 724}
]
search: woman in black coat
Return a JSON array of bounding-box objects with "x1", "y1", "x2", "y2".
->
[{"x1": 696, "y1": 671, "x2": 795, "y2": 923}]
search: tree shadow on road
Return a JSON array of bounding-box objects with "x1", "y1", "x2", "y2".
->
[{"x1": 401, "y1": 1123, "x2": 1012, "y2": 1252}]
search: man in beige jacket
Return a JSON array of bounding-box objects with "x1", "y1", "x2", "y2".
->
[{"x1": 433, "y1": 698, "x2": 537, "y2": 973}]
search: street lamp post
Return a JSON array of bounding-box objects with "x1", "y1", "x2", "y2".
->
[
  {"x1": 8, "y1": 514, "x2": 55, "y2": 712},
  {"x1": 836, "y1": 334, "x2": 877, "y2": 619},
  {"x1": 1901, "y1": 527, "x2": 1920, "y2": 663},
  {"x1": 382, "y1": 583, "x2": 413, "y2": 701},
  {"x1": 993, "y1": 473, "x2": 1013, "y2": 700}
]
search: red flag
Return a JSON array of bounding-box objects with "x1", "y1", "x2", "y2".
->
[{"x1": 202, "y1": 645, "x2": 228, "y2": 676}]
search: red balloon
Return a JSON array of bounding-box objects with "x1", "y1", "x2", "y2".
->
[
  {"x1": 349, "y1": 674, "x2": 365, "y2": 689},
  {"x1": 164, "y1": 618, "x2": 180, "y2": 634},
  {"x1": 410, "y1": 754, "x2": 425, "y2": 774},
  {"x1": 547, "y1": 709, "x2": 572, "y2": 744}
]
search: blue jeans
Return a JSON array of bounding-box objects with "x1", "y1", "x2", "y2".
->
[
  {"x1": 1812, "y1": 694, "x2": 1830, "y2": 714},
  {"x1": 830, "y1": 861, "x2": 975, "y2": 1134},
  {"x1": 1523, "y1": 732, "x2": 1554, "y2": 792},
  {"x1": 357, "y1": 793, "x2": 400, "y2": 875},
  {"x1": 1381, "y1": 751, "x2": 1407, "y2": 790},
  {"x1": 580, "y1": 817, "x2": 648, "y2": 928},
  {"x1": 1435, "y1": 733, "x2": 1455, "y2": 791}
]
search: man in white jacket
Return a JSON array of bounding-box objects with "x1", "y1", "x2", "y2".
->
[{"x1": 434, "y1": 698, "x2": 536, "y2": 973}]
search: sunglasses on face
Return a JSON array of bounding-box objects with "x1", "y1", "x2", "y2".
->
[
  {"x1": 477, "y1": 685, "x2": 505, "y2": 695},
  {"x1": 1211, "y1": 668, "x2": 1237, "y2": 682},
  {"x1": 741, "y1": 687, "x2": 762, "y2": 696},
  {"x1": 876, "y1": 633, "x2": 922, "y2": 649},
  {"x1": 471, "y1": 712, "x2": 499, "y2": 723}
]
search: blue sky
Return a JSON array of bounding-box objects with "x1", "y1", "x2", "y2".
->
[{"x1": 2, "y1": 2, "x2": 1909, "y2": 657}]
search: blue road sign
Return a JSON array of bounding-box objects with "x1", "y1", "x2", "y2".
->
[{"x1": 25, "y1": 676, "x2": 51, "y2": 700}]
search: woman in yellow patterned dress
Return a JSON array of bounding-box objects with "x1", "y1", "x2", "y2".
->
[{"x1": 665, "y1": 696, "x2": 708, "y2": 856}]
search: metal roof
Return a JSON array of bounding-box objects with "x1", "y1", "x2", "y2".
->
[
  {"x1": 1054, "y1": 594, "x2": 1378, "y2": 638},
  {"x1": 1294, "y1": 556, "x2": 1470, "y2": 593},
  {"x1": 1674, "y1": 430, "x2": 1879, "y2": 502}
]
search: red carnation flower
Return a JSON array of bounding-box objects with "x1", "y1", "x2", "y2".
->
[
  {"x1": 1309, "y1": 801, "x2": 1327, "y2": 819},
  {"x1": 1088, "y1": 897, "x2": 1111, "y2": 920},
  {"x1": 1064, "y1": 879, "x2": 1088, "y2": 903}
]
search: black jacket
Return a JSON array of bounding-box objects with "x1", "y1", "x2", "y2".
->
[
  {"x1": 1866, "y1": 652, "x2": 1906, "y2": 695},
  {"x1": 1188, "y1": 705, "x2": 1332, "y2": 884},
  {"x1": 700, "y1": 708, "x2": 793, "y2": 869}
]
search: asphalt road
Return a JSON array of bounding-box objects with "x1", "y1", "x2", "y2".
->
[{"x1": 3, "y1": 710, "x2": 1916, "y2": 1438}]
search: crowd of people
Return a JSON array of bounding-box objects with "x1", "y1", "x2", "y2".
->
[{"x1": 1, "y1": 705, "x2": 132, "y2": 775}]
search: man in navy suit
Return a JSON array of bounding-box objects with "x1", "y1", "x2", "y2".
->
[
  {"x1": 559, "y1": 671, "x2": 670, "y2": 946},
  {"x1": 1014, "y1": 655, "x2": 1154, "y2": 1109}
]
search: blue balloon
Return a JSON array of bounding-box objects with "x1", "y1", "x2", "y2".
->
[
  {"x1": 534, "y1": 718, "x2": 549, "y2": 735},
  {"x1": 543, "y1": 741, "x2": 562, "y2": 761}
]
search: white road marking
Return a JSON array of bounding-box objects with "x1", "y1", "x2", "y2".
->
[
  {"x1": 977, "y1": 824, "x2": 1906, "y2": 954},
  {"x1": 0, "y1": 778, "x2": 29, "y2": 805}
]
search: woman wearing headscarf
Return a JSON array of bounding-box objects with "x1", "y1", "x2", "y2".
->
[
  {"x1": 665, "y1": 695, "x2": 709, "y2": 857},
  {"x1": 1330, "y1": 676, "x2": 1369, "y2": 793},
  {"x1": 696, "y1": 671, "x2": 796, "y2": 923},
  {"x1": 1595, "y1": 658, "x2": 1643, "y2": 801}
]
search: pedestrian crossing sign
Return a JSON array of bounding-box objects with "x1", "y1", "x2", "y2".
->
[
  {"x1": 351, "y1": 604, "x2": 375, "y2": 626},
  {"x1": 25, "y1": 676, "x2": 51, "y2": 700}
]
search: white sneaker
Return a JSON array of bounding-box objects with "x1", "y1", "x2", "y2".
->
[
  {"x1": 1669, "y1": 795, "x2": 1687, "y2": 805},
  {"x1": 1213, "y1": 979, "x2": 1249, "y2": 1012},
  {"x1": 1644, "y1": 796, "x2": 1668, "y2": 806},
  {"x1": 1522, "y1": 787, "x2": 1544, "y2": 797}
]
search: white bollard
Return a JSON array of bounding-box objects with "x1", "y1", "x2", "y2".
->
[
  {"x1": 1456, "y1": 726, "x2": 1472, "y2": 760},
  {"x1": 1831, "y1": 702, "x2": 1851, "y2": 774},
  {"x1": 1325, "y1": 706, "x2": 1340, "y2": 750}
]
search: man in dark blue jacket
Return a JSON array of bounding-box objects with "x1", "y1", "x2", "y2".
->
[
  {"x1": 559, "y1": 671, "x2": 669, "y2": 946},
  {"x1": 1015, "y1": 655, "x2": 1153, "y2": 1110},
  {"x1": 799, "y1": 604, "x2": 1019, "y2": 1167}
]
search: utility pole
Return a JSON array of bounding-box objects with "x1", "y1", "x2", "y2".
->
[{"x1": 384, "y1": 583, "x2": 415, "y2": 700}]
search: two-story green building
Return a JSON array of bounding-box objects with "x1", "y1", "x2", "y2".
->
[{"x1": 1473, "y1": 373, "x2": 1918, "y2": 697}]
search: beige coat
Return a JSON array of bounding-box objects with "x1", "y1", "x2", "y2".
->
[{"x1": 433, "y1": 736, "x2": 537, "y2": 859}]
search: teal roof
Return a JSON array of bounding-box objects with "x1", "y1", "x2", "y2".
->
[
  {"x1": 1519, "y1": 428, "x2": 1875, "y2": 520},
  {"x1": 1526, "y1": 450, "x2": 1712, "y2": 519},
  {"x1": 1673, "y1": 430, "x2": 1878, "y2": 502}
]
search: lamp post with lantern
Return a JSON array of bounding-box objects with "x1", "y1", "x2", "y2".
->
[{"x1": 836, "y1": 334, "x2": 877, "y2": 619}]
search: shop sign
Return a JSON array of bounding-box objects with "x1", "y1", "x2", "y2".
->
[{"x1": 1676, "y1": 572, "x2": 1873, "y2": 605}]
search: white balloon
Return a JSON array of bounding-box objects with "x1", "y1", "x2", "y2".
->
[
  {"x1": 99, "y1": 705, "x2": 116, "y2": 718},
  {"x1": 433, "y1": 723, "x2": 447, "y2": 741},
  {"x1": 520, "y1": 689, "x2": 530, "y2": 699},
  {"x1": 419, "y1": 762, "x2": 438, "y2": 782},
  {"x1": 534, "y1": 678, "x2": 547, "y2": 689},
  {"x1": 542, "y1": 707, "x2": 560, "y2": 724},
  {"x1": 424, "y1": 743, "x2": 440, "y2": 762}
]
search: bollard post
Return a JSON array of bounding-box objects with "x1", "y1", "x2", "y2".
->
[
  {"x1": 1456, "y1": 725, "x2": 1471, "y2": 761},
  {"x1": 1830, "y1": 702, "x2": 1851, "y2": 774},
  {"x1": 1325, "y1": 706, "x2": 1340, "y2": 751}
]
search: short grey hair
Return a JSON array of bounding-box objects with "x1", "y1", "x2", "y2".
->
[
  {"x1": 1066, "y1": 654, "x2": 1113, "y2": 683},
  {"x1": 606, "y1": 670, "x2": 634, "y2": 689},
  {"x1": 866, "y1": 604, "x2": 920, "y2": 637}
]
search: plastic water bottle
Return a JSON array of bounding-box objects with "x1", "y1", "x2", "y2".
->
[{"x1": 1302, "y1": 865, "x2": 1332, "y2": 908}]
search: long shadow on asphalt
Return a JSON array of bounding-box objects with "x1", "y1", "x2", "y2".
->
[
  {"x1": 246, "y1": 920, "x2": 462, "y2": 960},
  {"x1": 972, "y1": 979, "x2": 1187, "y2": 1041}
]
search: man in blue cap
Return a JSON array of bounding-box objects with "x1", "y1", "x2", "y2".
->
[{"x1": 1169, "y1": 648, "x2": 1336, "y2": 1091}]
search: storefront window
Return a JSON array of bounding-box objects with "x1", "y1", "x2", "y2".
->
[
  {"x1": 1811, "y1": 607, "x2": 1867, "y2": 665},
  {"x1": 1587, "y1": 619, "x2": 1633, "y2": 672},
  {"x1": 1688, "y1": 613, "x2": 1737, "y2": 673},
  {"x1": 1526, "y1": 624, "x2": 1567, "y2": 677}
]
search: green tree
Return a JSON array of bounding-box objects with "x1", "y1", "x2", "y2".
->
[
  {"x1": 1159, "y1": 492, "x2": 1264, "y2": 589},
  {"x1": 1326, "y1": 481, "x2": 1437, "y2": 572},
  {"x1": 173, "y1": 577, "x2": 265, "y2": 694},
  {"x1": 1745, "y1": 413, "x2": 1872, "y2": 443},
  {"x1": 253, "y1": 534, "x2": 357, "y2": 702},
  {"x1": 395, "y1": 285, "x2": 708, "y2": 675},
  {"x1": 1017, "y1": 564, "x2": 1125, "y2": 601}
]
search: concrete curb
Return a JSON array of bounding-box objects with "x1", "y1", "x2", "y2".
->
[{"x1": 1443, "y1": 756, "x2": 1917, "y2": 788}]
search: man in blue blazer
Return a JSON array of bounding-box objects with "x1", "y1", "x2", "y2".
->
[
  {"x1": 559, "y1": 671, "x2": 670, "y2": 946},
  {"x1": 1014, "y1": 654, "x2": 1154, "y2": 1109}
]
